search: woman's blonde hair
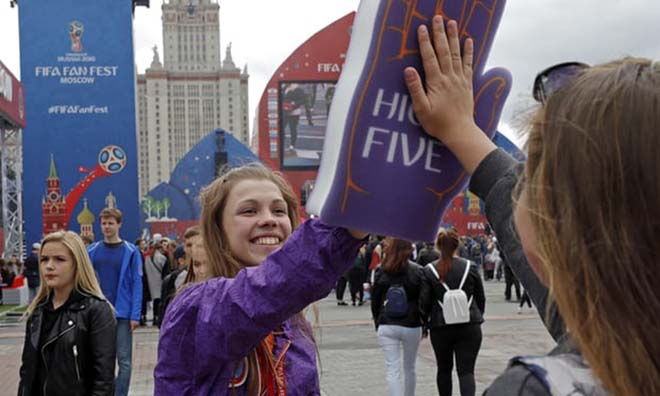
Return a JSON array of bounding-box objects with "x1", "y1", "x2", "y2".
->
[
  {"x1": 26, "y1": 231, "x2": 106, "y2": 317},
  {"x1": 199, "y1": 163, "x2": 300, "y2": 279},
  {"x1": 524, "y1": 57, "x2": 660, "y2": 395},
  {"x1": 198, "y1": 163, "x2": 304, "y2": 394}
]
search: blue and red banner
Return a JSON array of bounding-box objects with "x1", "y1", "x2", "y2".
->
[{"x1": 19, "y1": 0, "x2": 140, "y2": 245}]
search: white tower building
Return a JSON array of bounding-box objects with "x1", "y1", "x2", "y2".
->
[{"x1": 137, "y1": 0, "x2": 249, "y2": 197}]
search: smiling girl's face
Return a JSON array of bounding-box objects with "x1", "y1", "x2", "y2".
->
[{"x1": 221, "y1": 179, "x2": 293, "y2": 267}]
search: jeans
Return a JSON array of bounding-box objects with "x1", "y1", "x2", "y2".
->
[
  {"x1": 377, "y1": 325, "x2": 422, "y2": 396},
  {"x1": 430, "y1": 324, "x2": 482, "y2": 396},
  {"x1": 116, "y1": 319, "x2": 133, "y2": 396}
]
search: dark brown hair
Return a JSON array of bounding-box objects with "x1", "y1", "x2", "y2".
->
[
  {"x1": 380, "y1": 238, "x2": 413, "y2": 275},
  {"x1": 183, "y1": 225, "x2": 200, "y2": 240},
  {"x1": 434, "y1": 228, "x2": 459, "y2": 280}
]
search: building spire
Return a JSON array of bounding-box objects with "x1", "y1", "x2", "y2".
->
[
  {"x1": 150, "y1": 45, "x2": 164, "y2": 69},
  {"x1": 49, "y1": 154, "x2": 58, "y2": 179},
  {"x1": 222, "y1": 42, "x2": 236, "y2": 70}
]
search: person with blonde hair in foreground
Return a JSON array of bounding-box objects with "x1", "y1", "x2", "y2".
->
[{"x1": 18, "y1": 231, "x2": 116, "y2": 396}]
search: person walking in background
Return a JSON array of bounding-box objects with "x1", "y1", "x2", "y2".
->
[
  {"x1": 159, "y1": 245, "x2": 186, "y2": 321},
  {"x1": 416, "y1": 242, "x2": 440, "y2": 266},
  {"x1": 7, "y1": 254, "x2": 22, "y2": 276},
  {"x1": 368, "y1": 238, "x2": 383, "y2": 285},
  {"x1": 0, "y1": 259, "x2": 15, "y2": 287},
  {"x1": 87, "y1": 208, "x2": 142, "y2": 396},
  {"x1": 335, "y1": 270, "x2": 349, "y2": 306},
  {"x1": 144, "y1": 236, "x2": 169, "y2": 326},
  {"x1": 0, "y1": 259, "x2": 15, "y2": 304},
  {"x1": 371, "y1": 238, "x2": 424, "y2": 396},
  {"x1": 419, "y1": 228, "x2": 486, "y2": 396},
  {"x1": 155, "y1": 163, "x2": 366, "y2": 395},
  {"x1": 134, "y1": 238, "x2": 151, "y2": 326},
  {"x1": 282, "y1": 83, "x2": 308, "y2": 150},
  {"x1": 348, "y1": 244, "x2": 367, "y2": 306},
  {"x1": 503, "y1": 258, "x2": 521, "y2": 301},
  {"x1": 19, "y1": 231, "x2": 115, "y2": 396},
  {"x1": 23, "y1": 243, "x2": 41, "y2": 302},
  {"x1": 182, "y1": 228, "x2": 210, "y2": 285},
  {"x1": 483, "y1": 241, "x2": 499, "y2": 281}
]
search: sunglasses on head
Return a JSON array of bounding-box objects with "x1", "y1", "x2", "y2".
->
[{"x1": 532, "y1": 62, "x2": 590, "y2": 103}]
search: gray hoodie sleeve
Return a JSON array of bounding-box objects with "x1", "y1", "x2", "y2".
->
[
  {"x1": 483, "y1": 366, "x2": 549, "y2": 396},
  {"x1": 468, "y1": 148, "x2": 565, "y2": 342}
]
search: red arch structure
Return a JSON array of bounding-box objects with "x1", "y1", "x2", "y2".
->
[{"x1": 0, "y1": 60, "x2": 26, "y2": 257}]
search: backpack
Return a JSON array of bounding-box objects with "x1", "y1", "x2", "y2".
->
[
  {"x1": 427, "y1": 260, "x2": 473, "y2": 324},
  {"x1": 384, "y1": 284, "x2": 408, "y2": 319}
]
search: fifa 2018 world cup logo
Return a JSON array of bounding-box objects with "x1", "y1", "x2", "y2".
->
[{"x1": 69, "y1": 21, "x2": 84, "y2": 53}]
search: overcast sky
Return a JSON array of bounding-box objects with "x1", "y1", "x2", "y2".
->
[{"x1": 1, "y1": 0, "x2": 659, "y2": 145}]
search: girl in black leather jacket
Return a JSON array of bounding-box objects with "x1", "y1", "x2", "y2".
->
[{"x1": 18, "y1": 231, "x2": 116, "y2": 396}]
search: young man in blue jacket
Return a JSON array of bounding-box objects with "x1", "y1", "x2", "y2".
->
[{"x1": 88, "y1": 208, "x2": 143, "y2": 396}]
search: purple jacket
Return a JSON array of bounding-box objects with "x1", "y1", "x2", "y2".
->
[{"x1": 154, "y1": 220, "x2": 363, "y2": 395}]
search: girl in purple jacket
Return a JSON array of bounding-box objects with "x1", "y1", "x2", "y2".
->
[{"x1": 155, "y1": 164, "x2": 366, "y2": 395}]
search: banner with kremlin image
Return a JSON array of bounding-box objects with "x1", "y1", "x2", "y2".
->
[{"x1": 19, "y1": 0, "x2": 140, "y2": 245}]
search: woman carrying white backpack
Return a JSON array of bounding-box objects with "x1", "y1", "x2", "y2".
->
[{"x1": 419, "y1": 228, "x2": 486, "y2": 396}]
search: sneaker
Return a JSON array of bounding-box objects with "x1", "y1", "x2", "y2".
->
[
  {"x1": 337, "y1": 301, "x2": 348, "y2": 306},
  {"x1": 517, "y1": 307, "x2": 522, "y2": 314},
  {"x1": 289, "y1": 145, "x2": 295, "y2": 150}
]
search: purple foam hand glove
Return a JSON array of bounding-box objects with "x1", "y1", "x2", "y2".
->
[{"x1": 309, "y1": 0, "x2": 511, "y2": 242}]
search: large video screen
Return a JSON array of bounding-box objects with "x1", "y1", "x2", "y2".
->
[{"x1": 279, "y1": 80, "x2": 336, "y2": 169}]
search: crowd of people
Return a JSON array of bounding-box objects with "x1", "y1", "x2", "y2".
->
[{"x1": 9, "y1": 14, "x2": 659, "y2": 396}]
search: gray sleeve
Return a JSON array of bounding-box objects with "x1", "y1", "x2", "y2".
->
[
  {"x1": 484, "y1": 366, "x2": 550, "y2": 396},
  {"x1": 469, "y1": 149, "x2": 565, "y2": 342}
]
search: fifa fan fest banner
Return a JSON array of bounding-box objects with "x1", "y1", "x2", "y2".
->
[
  {"x1": 308, "y1": 0, "x2": 511, "y2": 241},
  {"x1": 19, "y1": 0, "x2": 140, "y2": 245}
]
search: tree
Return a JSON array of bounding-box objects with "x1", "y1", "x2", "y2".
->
[
  {"x1": 162, "y1": 197, "x2": 171, "y2": 218},
  {"x1": 153, "y1": 200, "x2": 163, "y2": 219},
  {"x1": 142, "y1": 196, "x2": 154, "y2": 218}
]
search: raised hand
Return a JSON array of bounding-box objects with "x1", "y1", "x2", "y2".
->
[
  {"x1": 403, "y1": 1, "x2": 511, "y2": 172},
  {"x1": 405, "y1": 18, "x2": 477, "y2": 144}
]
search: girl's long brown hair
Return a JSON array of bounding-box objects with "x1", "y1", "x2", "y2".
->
[
  {"x1": 380, "y1": 238, "x2": 413, "y2": 275},
  {"x1": 434, "y1": 228, "x2": 459, "y2": 280},
  {"x1": 524, "y1": 58, "x2": 660, "y2": 395},
  {"x1": 198, "y1": 163, "x2": 305, "y2": 394}
]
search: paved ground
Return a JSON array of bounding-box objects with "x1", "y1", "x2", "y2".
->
[{"x1": 0, "y1": 280, "x2": 555, "y2": 395}]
